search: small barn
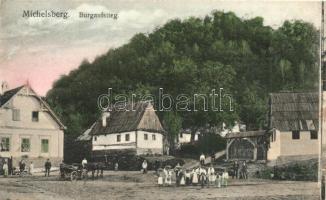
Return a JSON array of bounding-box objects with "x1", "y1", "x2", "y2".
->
[
  {"x1": 225, "y1": 92, "x2": 318, "y2": 162},
  {"x1": 267, "y1": 92, "x2": 319, "y2": 160},
  {"x1": 88, "y1": 101, "x2": 166, "y2": 157},
  {"x1": 225, "y1": 131, "x2": 268, "y2": 161}
]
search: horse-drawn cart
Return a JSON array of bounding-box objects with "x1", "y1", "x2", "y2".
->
[{"x1": 59, "y1": 163, "x2": 87, "y2": 181}]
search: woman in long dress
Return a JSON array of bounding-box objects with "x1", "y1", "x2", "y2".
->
[
  {"x1": 222, "y1": 169, "x2": 229, "y2": 187},
  {"x1": 3, "y1": 161, "x2": 8, "y2": 177},
  {"x1": 216, "y1": 173, "x2": 221, "y2": 188},
  {"x1": 207, "y1": 165, "x2": 215, "y2": 187},
  {"x1": 179, "y1": 169, "x2": 185, "y2": 186},
  {"x1": 167, "y1": 169, "x2": 173, "y2": 186},
  {"x1": 192, "y1": 168, "x2": 198, "y2": 185}
]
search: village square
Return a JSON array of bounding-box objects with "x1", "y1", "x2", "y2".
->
[{"x1": 0, "y1": 82, "x2": 320, "y2": 200}]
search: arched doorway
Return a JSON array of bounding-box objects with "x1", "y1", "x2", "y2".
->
[{"x1": 228, "y1": 139, "x2": 255, "y2": 160}]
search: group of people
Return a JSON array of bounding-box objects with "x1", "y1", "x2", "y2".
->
[
  {"x1": 231, "y1": 160, "x2": 248, "y2": 179},
  {"x1": 1, "y1": 158, "x2": 52, "y2": 177},
  {"x1": 157, "y1": 164, "x2": 229, "y2": 188}
]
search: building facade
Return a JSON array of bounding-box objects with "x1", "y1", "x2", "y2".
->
[
  {"x1": 0, "y1": 85, "x2": 65, "y2": 168},
  {"x1": 225, "y1": 92, "x2": 318, "y2": 163},
  {"x1": 88, "y1": 101, "x2": 165, "y2": 157},
  {"x1": 267, "y1": 92, "x2": 319, "y2": 161}
]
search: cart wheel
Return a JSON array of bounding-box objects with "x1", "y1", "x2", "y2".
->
[
  {"x1": 60, "y1": 173, "x2": 65, "y2": 180},
  {"x1": 71, "y1": 171, "x2": 78, "y2": 181}
]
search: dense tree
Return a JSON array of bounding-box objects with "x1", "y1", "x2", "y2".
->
[{"x1": 46, "y1": 11, "x2": 319, "y2": 150}]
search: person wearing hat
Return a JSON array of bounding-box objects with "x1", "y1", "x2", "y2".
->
[{"x1": 174, "y1": 163, "x2": 181, "y2": 186}]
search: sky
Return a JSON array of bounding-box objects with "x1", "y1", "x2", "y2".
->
[{"x1": 0, "y1": 0, "x2": 321, "y2": 96}]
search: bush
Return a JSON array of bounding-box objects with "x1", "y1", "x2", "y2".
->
[
  {"x1": 257, "y1": 159, "x2": 318, "y2": 181},
  {"x1": 177, "y1": 133, "x2": 226, "y2": 158}
]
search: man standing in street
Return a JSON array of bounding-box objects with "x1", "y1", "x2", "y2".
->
[
  {"x1": 82, "y1": 158, "x2": 88, "y2": 169},
  {"x1": 232, "y1": 161, "x2": 239, "y2": 179},
  {"x1": 44, "y1": 159, "x2": 51, "y2": 177},
  {"x1": 142, "y1": 160, "x2": 148, "y2": 174}
]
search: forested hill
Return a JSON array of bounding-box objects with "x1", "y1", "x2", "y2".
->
[{"x1": 46, "y1": 11, "x2": 319, "y2": 140}]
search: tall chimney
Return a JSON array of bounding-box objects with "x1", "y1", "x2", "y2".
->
[
  {"x1": 102, "y1": 112, "x2": 110, "y2": 127},
  {"x1": 0, "y1": 82, "x2": 9, "y2": 95}
]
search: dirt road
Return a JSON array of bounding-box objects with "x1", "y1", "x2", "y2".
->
[{"x1": 0, "y1": 171, "x2": 319, "y2": 200}]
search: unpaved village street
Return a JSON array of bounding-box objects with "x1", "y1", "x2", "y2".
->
[{"x1": 0, "y1": 171, "x2": 319, "y2": 200}]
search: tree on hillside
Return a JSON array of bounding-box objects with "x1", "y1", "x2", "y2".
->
[{"x1": 46, "y1": 11, "x2": 319, "y2": 155}]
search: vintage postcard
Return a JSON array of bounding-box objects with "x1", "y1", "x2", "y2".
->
[{"x1": 0, "y1": 0, "x2": 324, "y2": 199}]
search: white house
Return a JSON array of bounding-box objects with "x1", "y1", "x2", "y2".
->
[
  {"x1": 0, "y1": 84, "x2": 65, "y2": 168},
  {"x1": 178, "y1": 130, "x2": 199, "y2": 144},
  {"x1": 89, "y1": 101, "x2": 165, "y2": 156},
  {"x1": 267, "y1": 92, "x2": 319, "y2": 161}
]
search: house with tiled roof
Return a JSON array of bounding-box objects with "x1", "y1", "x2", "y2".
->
[{"x1": 0, "y1": 83, "x2": 65, "y2": 168}]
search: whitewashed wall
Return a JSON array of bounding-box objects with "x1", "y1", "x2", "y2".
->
[
  {"x1": 136, "y1": 130, "x2": 163, "y2": 154},
  {"x1": 92, "y1": 131, "x2": 136, "y2": 150},
  {"x1": 268, "y1": 129, "x2": 319, "y2": 160}
]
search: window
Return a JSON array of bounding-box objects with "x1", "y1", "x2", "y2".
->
[
  {"x1": 117, "y1": 135, "x2": 121, "y2": 142},
  {"x1": 125, "y1": 134, "x2": 130, "y2": 141},
  {"x1": 310, "y1": 131, "x2": 318, "y2": 140},
  {"x1": 41, "y1": 139, "x2": 49, "y2": 153},
  {"x1": 12, "y1": 109, "x2": 20, "y2": 121},
  {"x1": 152, "y1": 134, "x2": 156, "y2": 140},
  {"x1": 144, "y1": 134, "x2": 148, "y2": 140},
  {"x1": 292, "y1": 131, "x2": 300, "y2": 140},
  {"x1": 32, "y1": 111, "x2": 39, "y2": 122},
  {"x1": 21, "y1": 138, "x2": 30, "y2": 152},
  {"x1": 0, "y1": 137, "x2": 10, "y2": 152}
]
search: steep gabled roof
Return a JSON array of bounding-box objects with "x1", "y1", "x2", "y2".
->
[
  {"x1": 76, "y1": 123, "x2": 96, "y2": 141},
  {"x1": 0, "y1": 85, "x2": 66, "y2": 130},
  {"x1": 269, "y1": 92, "x2": 318, "y2": 131},
  {"x1": 0, "y1": 86, "x2": 24, "y2": 107},
  {"x1": 90, "y1": 101, "x2": 165, "y2": 135}
]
